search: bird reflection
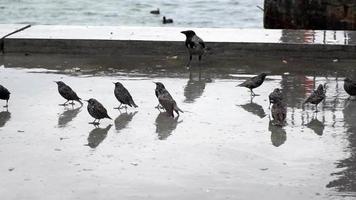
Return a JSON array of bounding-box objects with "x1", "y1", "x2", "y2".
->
[
  {"x1": 0, "y1": 110, "x2": 11, "y2": 127},
  {"x1": 184, "y1": 70, "x2": 212, "y2": 103},
  {"x1": 58, "y1": 105, "x2": 82, "y2": 128},
  {"x1": 87, "y1": 124, "x2": 112, "y2": 148},
  {"x1": 239, "y1": 97, "x2": 266, "y2": 118},
  {"x1": 114, "y1": 111, "x2": 138, "y2": 133},
  {"x1": 268, "y1": 121, "x2": 287, "y2": 147},
  {"x1": 155, "y1": 112, "x2": 182, "y2": 140},
  {"x1": 306, "y1": 118, "x2": 325, "y2": 136}
]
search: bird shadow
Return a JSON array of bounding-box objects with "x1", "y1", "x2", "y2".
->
[
  {"x1": 0, "y1": 109, "x2": 11, "y2": 128},
  {"x1": 155, "y1": 112, "x2": 182, "y2": 140},
  {"x1": 238, "y1": 97, "x2": 266, "y2": 118},
  {"x1": 114, "y1": 111, "x2": 138, "y2": 133},
  {"x1": 184, "y1": 69, "x2": 212, "y2": 103},
  {"x1": 86, "y1": 124, "x2": 112, "y2": 149},
  {"x1": 268, "y1": 120, "x2": 287, "y2": 147},
  {"x1": 306, "y1": 117, "x2": 325, "y2": 136},
  {"x1": 58, "y1": 105, "x2": 82, "y2": 128}
]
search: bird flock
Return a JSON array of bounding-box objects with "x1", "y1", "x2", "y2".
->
[{"x1": 1, "y1": 30, "x2": 356, "y2": 127}]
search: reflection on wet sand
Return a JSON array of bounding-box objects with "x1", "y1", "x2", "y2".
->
[
  {"x1": 184, "y1": 70, "x2": 212, "y2": 103},
  {"x1": 0, "y1": 110, "x2": 11, "y2": 127},
  {"x1": 87, "y1": 124, "x2": 112, "y2": 148},
  {"x1": 239, "y1": 98, "x2": 266, "y2": 118},
  {"x1": 114, "y1": 111, "x2": 138, "y2": 133},
  {"x1": 58, "y1": 106, "x2": 82, "y2": 128},
  {"x1": 268, "y1": 121, "x2": 287, "y2": 147},
  {"x1": 306, "y1": 117, "x2": 325, "y2": 136},
  {"x1": 155, "y1": 112, "x2": 182, "y2": 140},
  {"x1": 327, "y1": 101, "x2": 356, "y2": 194}
]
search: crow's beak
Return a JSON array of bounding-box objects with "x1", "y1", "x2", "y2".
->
[
  {"x1": 152, "y1": 81, "x2": 157, "y2": 84},
  {"x1": 83, "y1": 100, "x2": 89, "y2": 102},
  {"x1": 54, "y1": 81, "x2": 58, "y2": 83},
  {"x1": 180, "y1": 31, "x2": 186, "y2": 34},
  {"x1": 112, "y1": 82, "x2": 116, "y2": 84}
]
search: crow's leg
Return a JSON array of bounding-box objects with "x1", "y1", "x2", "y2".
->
[
  {"x1": 114, "y1": 103, "x2": 122, "y2": 110},
  {"x1": 89, "y1": 119, "x2": 97, "y2": 124},
  {"x1": 59, "y1": 100, "x2": 69, "y2": 106},
  {"x1": 4, "y1": 100, "x2": 8, "y2": 108},
  {"x1": 314, "y1": 105, "x2": 319, "y2": 113},
  {"x1": 186, "y1": 55, "x2": 192, "y2": 68}
]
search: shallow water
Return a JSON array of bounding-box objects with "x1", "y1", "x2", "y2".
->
[
  {"x1": 0, "y1": 0, "x2": 263, "y2": 28},
  {"x1": 0, "y1": 54, "x2": 356, "y2": 199}
]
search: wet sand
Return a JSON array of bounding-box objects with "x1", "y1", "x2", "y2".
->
[{"x1": 0, "y1": 54, "x2": 355, "y2": 199}]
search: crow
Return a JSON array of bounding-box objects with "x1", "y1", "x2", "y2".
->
[
  {"x1": 344, "y1": 77, "x2": 356, "y2": 100},
  {"x1": 55, "y1": 81, "x2": 82, "y2": 106},
  {"x1": 237, "y1": 73, "x2": 267, "y2": 96},
  {"x1": 268, "y1": 88, "x2": 283, "y2": 108},
  {"x1": 154, "y1": 82, "x2": 183, "y2": 117},
  {"x1": 304, "y1": 84, "x2": 326, "y2": 112},
  {"x1": 113, "y1": 82, "x2": 138, "y2": 110},
  {"x1": 271, "y1": 100, "x2": 287, "y2": 126},
  {"x1": 0, "y1": 84, "x2": 10, "y2": 107},
  {"x1": 181, "y1": 30, "x2": 206, "y2": 67},
  {"x1": 85, "y1": 98, "x2": 112, "y2": 125}
]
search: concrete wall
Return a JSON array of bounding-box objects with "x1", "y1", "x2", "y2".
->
[{"x1": 1, "y1": 24, "x2": 356, "y2": 59}]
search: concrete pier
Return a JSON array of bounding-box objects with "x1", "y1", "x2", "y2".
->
[{"x1": 1, "y1": 24, "x2": 356, "y2": 58}]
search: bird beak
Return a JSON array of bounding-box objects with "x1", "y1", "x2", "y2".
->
[
  {"x1": 54, "y1": 81, "x2": 58, "y2": 83},
  {"x1": 83, "y1": 100, "x2": 89, "y2": 102},
  {"x1": 112, "y1": 82, "x2": 116, "y2": 84},
  {"x1": 180, "y1": 31, "x2": 186, "y2": 34},
  {"x1": 152, "y1": 81, "x2": 157, "y2": 84}
]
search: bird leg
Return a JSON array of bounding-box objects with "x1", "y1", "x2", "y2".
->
[
  {"x1": 250, "y1": 89, "x2": 259, "y2": 96},
  {"x1": 89, "y1": 119, "x2": 97, "y2": 124},
  {"x1": 3, "y1": 100, "x2": 8, "y2": 108},
  {"x1": 314, "y1": 105, "x2": 319, "y2": 113},
  {"x1": 185, "y1": 55, "x2": 192, "y2": 68},
  {"x1": 114, "y1": 103, "x2": 122, "y2": 110},
  {"x1": 59, "y1": 100, "x2": 69, "y2": 106}
]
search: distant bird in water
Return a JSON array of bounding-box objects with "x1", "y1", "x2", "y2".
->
[
  {"x1": 344, "y1": 77, "x2": 356, "y2": 100},
  {"x1": 150, "y1": 8, "x2": 160, "y2": 14},
  {"x1": 85, "y1": 98, "x2": 112, "y2": 125},
  {"x1": 181, "y1": 30, "x2": 206, "y2": 67},
  {"x1": 268, "y1": 88, "x2": 283, "y2": 108},
  {"x1": 162, "y1": 16, "x2": 173, "y2": 24},
  {"x1": 237, "y1": 73, "x2": 267, "y2": 96},
  {"x1": 55, "y1": 81, "x2": 82, "y2": 106},
  {"x1": 303, "y1": 84, "x2": 326, "y2": 112},
  {"x1": 271, "y1": 100, "x2": 287, "y2": 126},
  {"x1": 0, "y1": 84, "x2": 10, "y2": 107},
  {"x1": 113, "y1": 82, "x2": 138, "y2": 110},
  {"x1": 154, "y1": 82, "x2": 183, "y2": 117}
]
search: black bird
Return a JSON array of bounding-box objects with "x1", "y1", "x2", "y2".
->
[
  {"x1": 304, "y1": 84, "x2": 326, "y2": 112},
  {"x1": 113, "y1": 82, "x2": 138, "y2": 110},
  {"x1": 268, "y1": 88, "x2": 283, "y2": 108},
  {"x1": 271, "y1": 100, "x2": 287, "y2": 126},
  {"x1": 85, "y1": 98, "x2": 112, "y2": 125},
  {"x1": 344, "y1": 78, "x2": 356, "y2": 100},
  {"x1": 181, "y1": 30, "x2": 206, "y2": 67},
  {"x1": 154, "y1": 82, "x2": 183, "y2": 117},
  {"x1": 150, "y1": 8, "x2": 160, "y2": 14},
  {"x1": 55, "y1": 81, "x2": 82, "y2": 106},
  {"x1": 162, "y1": 16, "x2": 173, "y2": 24},
  {"x1": 237, "y1": 73, "x2": 267, "y2": 96},
  {"x1": 0, "y1": 84, "x2": 10, "y2": 107}
]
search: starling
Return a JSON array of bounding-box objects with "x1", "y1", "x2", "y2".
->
[
  {"x1": 162, "y1": 16, "x2": 173, "y2": 24},
  {"x1": 181, "y1": 30, "x2": 206, "y2": 66},
  {"x1": 344, "y1": 78, "x2": 356, "y2": 100},
  {"x1": 85, "y1": 98, "x2": 112, "y2": 125},
  {"x1": 268, "y1": 88, "x2": 283, "y2": 108},
  {"x1": 0, "y1": 84, "x2": 10, "y2": 107},
  {"x1": 55, "y1": 81, "x2": 82, "y2": 106},
  {"x1": 304, "y1": 84, "x2": 325, "y2": 112},
  {"x1": 271, "y1": 100, "x2": 287, "y2": 126},
  {"x1": 113, "y1": 82, "x2": 138, "y2": 110},
  {"x1": 237, "y1": 73, "x2": 267, "y2": 96},
  {"x1": 154, "y1": 82, "x2": 183, "y2": 117}
]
